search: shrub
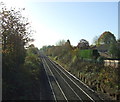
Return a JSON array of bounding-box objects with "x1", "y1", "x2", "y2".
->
[{"x1": 97, "y1": 56, "x2": 105, "y2": 64}]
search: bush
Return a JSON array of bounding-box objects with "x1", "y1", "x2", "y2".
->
[{"x1": 97, "y1": 56, "x2": 105, "y2": 64}]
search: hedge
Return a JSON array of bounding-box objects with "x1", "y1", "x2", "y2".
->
[{"x1": 78, "y1": 49, "x2": 99, "y2": 60}]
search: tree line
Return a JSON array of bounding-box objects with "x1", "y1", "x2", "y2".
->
[
  {"x1": 41, "y1": 31, "x2": 120, "y2": 59},
  {"x1": 1, "y1": 3, "x2": 42, "y2": 100}
]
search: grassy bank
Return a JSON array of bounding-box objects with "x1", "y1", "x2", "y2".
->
[{"x1": 50, "y1": 56, "x2": 119, "y2": 100}]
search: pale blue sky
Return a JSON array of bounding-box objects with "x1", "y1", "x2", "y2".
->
[{"x1": 3, "y1": 1, "x2": 118, "y2": 48}]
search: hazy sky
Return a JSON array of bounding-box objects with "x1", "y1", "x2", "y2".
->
[{"x1": 2, "y1": 0, "x2": 119, "y2": 48}]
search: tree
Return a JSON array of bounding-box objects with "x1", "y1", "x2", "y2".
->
[
  {"x1": 108, "y1": 42, "x2": 119, "y2": 58},
  {"x1": 1, "y1": 3, "x2": 33, "y2": 99},
  {"x1": 117, "y1": 39, "x2": 120, "y2": 43},
  {"x1": 56, "y1": 39, "x2": 65, "y2": 46},
  {"x1": 27, "y1": 44, "x2": 39, "y2": 55},
  {"x1": 64, "y1": 39, "x2": 72, "y2": 50},
  {"x1": 1, "y1": 4, "x2": 32, "y2": 67},
  {"x1": 98, "y1": 31, "x2": 116, "y2": 45},
  {"x1": 92, "y1": 36, "x2": 99, "y2": 45},
  {"x1": 25, "y1": 45, "x2": 40, "y2": 71},
  {"x1": 77, "y1": 39, "x2": 89, "y2": 49}
]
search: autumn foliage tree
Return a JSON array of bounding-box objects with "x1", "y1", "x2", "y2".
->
[
  {"x1": 1, "y1": 4, "x2": 32, "y2": 67},
  {"x1": 77, "y1": 39, "x2": 89, "y2": 49},
  {"x1": 98, "y1": 31, "x2": 116, "y2": 45},
  {"x1": 1, "y1": 3, "x2": 34, "y2": 99}
]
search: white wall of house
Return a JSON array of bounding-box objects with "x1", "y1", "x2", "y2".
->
[{"x1": 104, "y1": 60, "x2": 120, "y2": 68}]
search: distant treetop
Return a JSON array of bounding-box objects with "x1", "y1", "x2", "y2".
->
[
  {"x1": 98, "y1": 31, "x2": 116, "y2": 45},
  {"x1": 77, "y1": 39, "x2": 89, "y2": 49}
]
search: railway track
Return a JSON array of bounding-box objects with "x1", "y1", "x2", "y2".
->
[{"x1": 41, "y1": 55, "x2": 103, "y2": 101}]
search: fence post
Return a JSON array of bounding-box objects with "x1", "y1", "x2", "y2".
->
[{"x1": 116, "y1": 93, "x2": 120, "y2": 100}]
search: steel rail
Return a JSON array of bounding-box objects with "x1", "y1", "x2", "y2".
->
[
  {"x1": 47, "y1": 59, "x2": 83, "y2": 101},
  {"x1": 43, "y1": 58, "x2": 68, "y2": 101},
  {"x1": 48, "y1": 58, "x2": 96, "y2": 102},
  {"x1": 42, "y1": 58, "x2": 57, "y2": 101}
]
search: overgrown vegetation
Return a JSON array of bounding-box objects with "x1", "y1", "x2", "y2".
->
[
  {"x1": 1, "y1": 4, "x2": 42, "y2": 100},
  {"x1": 41, "y1": 37, "x2": 120, "y2": 100}
]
